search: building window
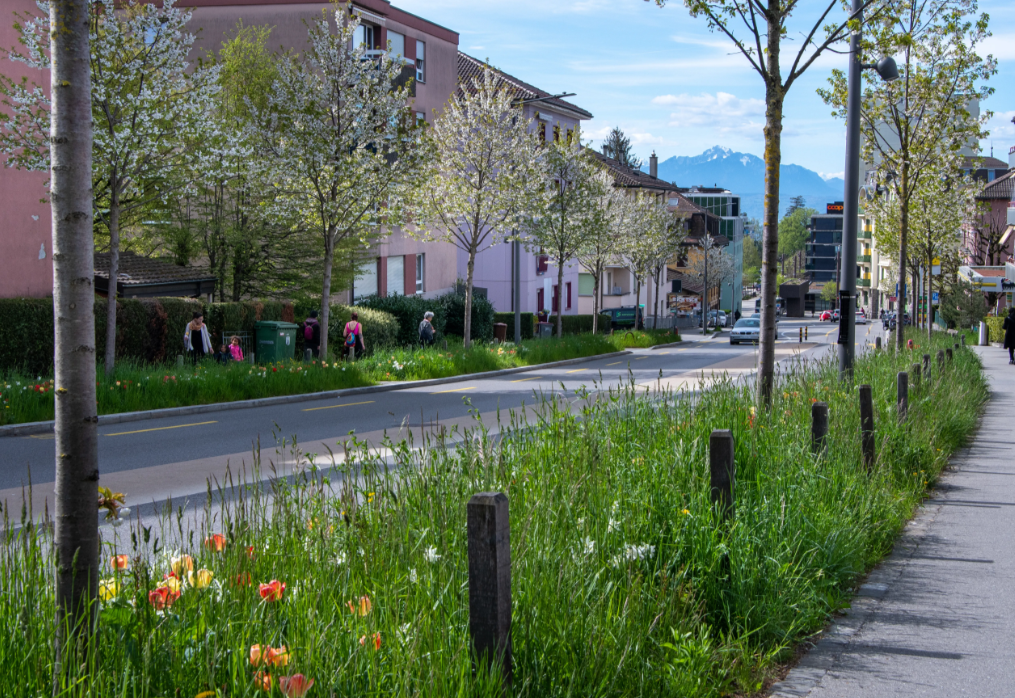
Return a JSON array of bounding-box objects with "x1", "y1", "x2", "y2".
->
[
  {"x1": 416, "y1": 111, "x2": 426, "y2": 125},
  {"x1": 387, "y1": 255, "x2": 404, "y2": 296},
  {"x1": 578, "y1": 273, "x2": 594, "y2": 296},
  {"x1": 534, "y1": 113, "x2": 545, "y2": 142},
  {"x1": 415, "y1": 40, "x2": 426, "y2": 83},
  {"x1": 353, "y1": 258, "x2": 378, "y2": 302},
  {"x1": 415, "y1": 254, "x2": 424, "y2": 293},
  {"x1": 354, "y1": 24, "x2": 377, "y2": 50},
  {"x1": 566, "y1": 128, "x2": 573, "y2": 144},
  {"x1": 553, "y1": 124, "x2": 560, "y2": 142},
  {"x1": 387, "y1": 30, "x2": 405, "y2": 58}
]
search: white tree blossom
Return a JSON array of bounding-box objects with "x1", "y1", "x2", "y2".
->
[
  {"x1": 623, "y1": 192, "x2": 678, "y2": 321},
  {"x1": 684, "y1": 233, "x2": 736, "y2": 322},
  {"x1": 247, "y1": 7, "x2": 420, "y2": 358},
  {"x1": 575, "y1": 174, "x2": 633, "y2": 333},
  {"x1": 406, "y1": 67, "x2": 541, "y2": 347}
]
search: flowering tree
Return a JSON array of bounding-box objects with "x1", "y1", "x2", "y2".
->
[
  {"x1": 407, "y1": 67, "x2": 541, "y2": 347},
  {"x1": 522, "y1": 132, "x2": 608, "y2": 338},
  {"x1": 819, "y1": 0, "x2": 995, "y2": 349},
  {"x1": 623, "y1": 192, "x2": 678, "y2": 322},
  {"x1": 0, "y1": 0, "x2": 220, "y2": 375},
  {"x1": 685, "y1": 234, "x2": 736, "y2": 323},
  {"x1": 248, "y1": 7, "x2": 420, "y2": 357},
  {"x1": 575, "y1": 174, "x2": 632, "y2": 333}
]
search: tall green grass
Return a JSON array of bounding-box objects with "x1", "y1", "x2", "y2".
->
[{"x1": 0, "y1": 331, "x2": 982, "y2": 697}]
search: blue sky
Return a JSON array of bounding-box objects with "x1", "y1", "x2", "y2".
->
[{"x1": 398, "y1": 0, "x2": 1015, "y2": 180}]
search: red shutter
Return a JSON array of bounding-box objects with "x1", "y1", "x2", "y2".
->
[
  {"x1": 552, "y1": 285, "x2": 559, "y2": 312},
  {"x1": 566, "y1": 282, "x2": 572, "y2": 310},
  {"x1": 378, "y1": 256, "x2": 388, "y2": 298}
]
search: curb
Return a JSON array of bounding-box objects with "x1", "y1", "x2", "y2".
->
[
  {"x1": 0, "y1": 350, "x2": 632, "y2": 438},
  {"x1": 650, "y1": 339, "x2": 684, "y2": 350}
]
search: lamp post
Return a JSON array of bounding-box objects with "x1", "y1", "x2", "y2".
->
[{"x1": 837, "y1": 0, "x2": 898, "y2": 379}]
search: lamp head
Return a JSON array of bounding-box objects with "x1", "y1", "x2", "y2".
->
[{"x1": 875, "y1": 56, "x2": 899, "y2": 82}]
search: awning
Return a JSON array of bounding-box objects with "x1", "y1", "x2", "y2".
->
[{"x1": 1000, "y1": 224, "x2": 1015, "y2": 249}]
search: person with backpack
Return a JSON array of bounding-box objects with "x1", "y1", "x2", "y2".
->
[
  {"x1": 343, "y1": 311, "x2": 365, "y2": 360},
  {"x1": 418, "y1": 311, "x2": 435, "y2": 347},
  {"x1": 303, "y1": 310, "x2": 321, "y2": 360}
]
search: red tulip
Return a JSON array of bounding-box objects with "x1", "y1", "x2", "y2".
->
[
  {"x1": 148, "y1": 585, "x2": 180, "y2": 611},
  {"x1": 110, "y1": 554, "x2": 130, "y2": 571},
  {"x1": 258, "y1": 579, "x2": 286, "y2": 602},
  {"x1": 254, "y1": 671, "x2": 273, "y2": 692},
  {"x1": 346, "y1": 595, "x2": 372, "y2": 616},
  {"x1": 204, "y1": 533, "x2": 227, "y2": 552},
  {"x1": 279, "y1": 674, "x2": 315, "y2": 697},
  {"x1": 359, "y1": 632, "x2": 381, "y2": 650},
  {"x1": 235, "y1": 572, "x2": 252, "y2": 587}
]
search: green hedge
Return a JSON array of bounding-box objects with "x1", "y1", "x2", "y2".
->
[
  {"x1": 493, "y1": 312, "x2": 535, "y2": 340},
  {"x1": 355, "y1": 294, "x2": 447, "y2": 347},
  {"x1": 439, "y1": 292, "x2": 495, "y2": 343},
  {"x1": 326, "y1": 305, "x2": 399, "y2": 355},
  {"x1": 558, "y1": 314, "x2": 613, "y2": 335},
  {"x1": 987, "y1": 315, "x2": 1004, "y2": 343}
]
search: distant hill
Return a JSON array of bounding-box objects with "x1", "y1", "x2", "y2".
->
[{"x1": 649, "y1": 146, "x2": 845, "y2": 221}]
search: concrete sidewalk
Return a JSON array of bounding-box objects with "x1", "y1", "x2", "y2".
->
[{"x1": 769, "y1": 344, "x2": 1015, "y2": 698}]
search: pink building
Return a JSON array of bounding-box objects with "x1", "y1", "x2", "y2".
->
[
  {"x1": 0, "y1": 0, "x2": 54, "y2": 298},
  {"x1": 963, "y1": 168, "x2": 1015, "y2": 267}
]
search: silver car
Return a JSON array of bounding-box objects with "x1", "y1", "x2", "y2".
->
[{"x1": 730, "y1": 317, "x2": 760, "y2": 345}]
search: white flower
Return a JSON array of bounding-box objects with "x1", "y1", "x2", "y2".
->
[
  {"x1": 332, "y1": 552, "x2": 346, "y2": 566},
  {"x1": 409, "y1": 568, "x2": 418, "y2": 583},
  {"x1": 610, "y1": 543, "x2": 656, "y2": 567},
  {"x1": 583, "y1": 537, "x2": 595, "y2": 555},
  {"x1": 607, "y1": 518, "x2": 619, "y2": 533},
  {"x1": 577, "y1": 517, "x2": 585, "y2": 528},
  {"x1": 423, "y1": 546, "x2": 441, "y2": 563}
]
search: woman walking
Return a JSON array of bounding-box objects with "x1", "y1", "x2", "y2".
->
[
  {"x1": 343, "y1": 312, "x2": 365, "y2": 360},
  {"x1": 1003, "y1": 308, "x2": 1015, "y2": 364},
  {"x1": 184, "y1": 311, "x2": 212, "y2": 364}
]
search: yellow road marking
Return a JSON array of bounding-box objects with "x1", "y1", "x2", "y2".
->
[
  {"x1": 634, "y1": 357, "x2": 648, "y2": 360},
  {"x1": 678, "y1": 347, "x2": 690, "y2": 351},
  {"x1": 28, "y1": 434, "x2": 54, "y2": 440},
  {"x1": 431, "y1": 386, "x2": 476, "y2": 394},
  {"x1": 510, "y1": 376, "x2": 542, "y2": 383},
  {"x1": 605, "y1": 361, "x2": 622, "y2": 366},
  {"x1": 565, "y1": 368, "x2": 588, "y2": 374},
  {"x1": 302, "y1": 400, "x2": 375, "y2": 412},
  {"x1": 105, "y1": 421, "x2": 217, "y2": 437},
  {"x1": 657, "y1": 351, "x2": 670, "y2": 355}
]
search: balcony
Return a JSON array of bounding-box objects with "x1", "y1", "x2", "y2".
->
[
  {"x1": 858, "y1": 229, "x2": 872, "y2": 241},
  {"x1": 858, "y1": 278, "x2": 871, "y2": 288},
  {"x1": 857, "y1": 254, "x2": 871, "y2": 264}
]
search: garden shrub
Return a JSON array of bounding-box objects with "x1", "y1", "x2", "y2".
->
[
  {"x1": 493, "y1": 312, "x2": 535, "y2": 339},
  {"x1": 0, "y1": 298, "x2": 55, "y2": 376},
  {"x1": 558, "y1": 313, "x2": 613, "y2": 335},
  {"x1": 986, "y1": 315, "x2": 1004, "y2": 343},
  {"x1": 327, "y1": 304, "x2": 399, "y2": 355},
  {"x1": 356, "y1": 294, "x2": 447, "y2": 346},
  {"x1": 439, "y1": 292, "x2": 495, "y2": 342}
]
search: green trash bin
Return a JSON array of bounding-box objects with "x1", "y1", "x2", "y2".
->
[{"x1": 254, "y1": 321, "x2": 299, "y2": 363}]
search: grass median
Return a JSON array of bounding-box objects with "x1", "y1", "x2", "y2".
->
[
  {"x1": 0, "y1": 330, "x2": 985, "y2": 696},
  {"x1": 0, "y1": 330, "x2": 676, "y2": 426}
]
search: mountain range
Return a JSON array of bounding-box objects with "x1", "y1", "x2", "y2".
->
[{"x1": 648, "y1": 146, "x2": 845, "y2": 222}]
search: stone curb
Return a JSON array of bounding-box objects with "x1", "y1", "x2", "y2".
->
[
  {"x1": 650, "y1": 339, "x2": 685, "y2": 350},
  {"x1": 0, "y1": 350, "x2": 632, "y2": 438}
]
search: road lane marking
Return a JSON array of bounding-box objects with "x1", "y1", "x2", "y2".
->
[
  {"x1": 302, "y1": 400, "x2": 375, "y2": 412},
  {"x1": 565, "y1": 368, "x2": 588, "y2": 373},
  {"x1": 634, "y1": 357, "x2": 648, "y2": 360},
  {"x1": 431, "y1": 386, "x2": 476, "y2": 394},
  {"x1": 510, "y1": 376, "x2": 542, "y2": 383},
  {"x1": 605, "y1": 361, "x2": 622, "y2": 366},
  {"x1": 657, "y1": 351, "x2": 670, "y2": 355},
  {"x1": 28, "y1": 434, "x2": 55, "y2": 440},
  {"x1": 678, "y1": 348, "x2": 690, "y2": 351},
  {"x1": 105, "y1": 421, "x2": 217, "y2": 437}
]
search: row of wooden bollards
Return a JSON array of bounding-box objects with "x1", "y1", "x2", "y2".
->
[{"x1": 463, "y1": 342, "x2": 965, "y2": 690}]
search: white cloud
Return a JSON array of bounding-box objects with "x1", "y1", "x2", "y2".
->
[
  {"x1": 985, "y1": 110, "x2": 1015, "y2": 139},
  {"x1": 468, "y1": 45, "x2": 486, "y2": 51},
  {"x1": 819, "y1": 171, "x2": 845, "y2": 181},
  {"x1": 981, "y1": 33, "x2": 1015, "y2": 61},
  {"x1": 652, "y1": 92, "x2": 768, "y2": 139}
]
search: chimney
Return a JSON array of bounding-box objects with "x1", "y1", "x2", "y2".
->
[{"x1": 650, "y1": 151, "x2": 658, "y2": 179}]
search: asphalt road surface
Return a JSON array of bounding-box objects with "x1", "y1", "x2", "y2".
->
[{"x1": 0, "y1": 316, "x2": 882, "y2": 520}]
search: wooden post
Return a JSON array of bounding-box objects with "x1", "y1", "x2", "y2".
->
[
  {"x1": 709, "y1": 430, "x2": 735, "y2": 519},
  {"x1": 946, "y1": 347, "x2": 953, "y2": 363},
  {"x1": 923, "y1": 353, "x2": 931, "y2": 382},
  {"x1": 811, "y1": 401, "x2": 829, "y2": 455},
  {"x1": 961, "y1": 334, "x2": 966, "y2": 347},
  {"x1": 859, "y1": 384, "x2": 875, "y2": 471},
  {"x1": 467, "y1": 492, "x2": 512, "y2": 689},
  {"x1": 875, "y1": 336, "x2": 882, "y2": 350},
  {"x1": 911, "y1": 363, "x2": 921, "y2": 390},
  {"x1": 443, "y1": 338, "x2": 448, "y2": 351},
  {"x1": 897, "y1": 372, "x2": 908, "y2": 424},
  {"x1": 937, "y1": 349, "x2": 945, "y2": 371}
]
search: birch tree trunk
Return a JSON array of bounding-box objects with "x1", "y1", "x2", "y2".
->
[
  {"x1": 50, "y1": 0, "x2": 99, "y2": 685},
  {"x1": 555, "y1": 252, "x2": 564, "y2": 338},
  {"x1": 757, "y1": 20, "x2": 784, "y2": 406},
  {"x1": 592, "y1": 268, "x2": 601, "y2": 334},
  {"x1": 464, "y1": 248, "x2": 476, "y2": 348},
  {"x1": 320, "y1": 228, "x2": 335, "y2": 359},
  {"x1": 104, "y1": 183, "x2": 119, "y2": 376}
]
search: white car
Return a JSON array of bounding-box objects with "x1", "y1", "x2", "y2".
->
[
  {"x1": 855, "y1": 311, "x2": 868, "y2": 325},
  {"x1": 730, "y1": 318, "x2": 760, "y2": 345}
]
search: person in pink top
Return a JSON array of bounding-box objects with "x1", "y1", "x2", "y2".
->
[
  {"x1": 343, "y1": 312, "x2": 366, "y2": 359},
  {"x1": 229, "y1": 335, "x2": 244, "y2": 362}
]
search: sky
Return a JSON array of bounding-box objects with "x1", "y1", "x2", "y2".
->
[{"x1": 397, "y1": 0, "x2": 1015, "y2": 180}]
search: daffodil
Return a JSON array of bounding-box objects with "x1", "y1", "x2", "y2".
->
[
  {"x1": 98, "y1": 577, "x2": 119, "y2": 601},
  {"x1": 188, "y1": 569, "x2": 214, "y2": 589}
]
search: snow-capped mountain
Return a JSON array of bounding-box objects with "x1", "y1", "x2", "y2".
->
[{"x1": 649, "y1": 146, "x2": 845, "y2": 220}]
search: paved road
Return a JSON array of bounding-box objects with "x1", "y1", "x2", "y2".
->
[
  {"x1": 770, "y1": 342, "x2": 1011, "y2": 698},
  {"x1": 0, "y1": 316, "x2": 879, "y2": 518}
]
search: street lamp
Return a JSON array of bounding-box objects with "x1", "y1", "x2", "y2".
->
[{"x1": 837, "y1": 0, "x2": 898, "y2": 380}]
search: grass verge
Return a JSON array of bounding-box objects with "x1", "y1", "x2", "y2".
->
[
  {"x1": 0, "y1": 331, "x2": 677, "y2": 426},
  {"x1": 0, "y1": 330, "x2": 985, "y2": 696}
]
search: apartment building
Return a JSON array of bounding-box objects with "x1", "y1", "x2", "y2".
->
[{"x1": 677, "y1": 187, "x2": 745, "y2": 316}]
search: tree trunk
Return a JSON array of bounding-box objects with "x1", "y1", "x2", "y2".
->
[
  {"x1": 634, "y1": 273, "x2": 641, "y2": 329},
  {"x1": 464, "y1": 249, "x2": 476, "y2": 348},
  {"x1": 50, "y1": 0, "x2": 99, "y2": 686},
  {"x1": 654, "y1": 265, "x2": 661, "y2": 329},
  {"x1": 320, "y1": 228, "x2": 335, "y2": 358},
  {"x1": 555, "y1": 254, "x2": 564, "y2": 339},
  {"x1": 591, "y1": 266, "x2": 600, "y2": 334},
  {"x1": 757, "y1": 19, "x2": 784, "y2": 407},
  {"x1": 928, "y1": 251, "x2": 933, "y2": 339},
  {"x1": 104, "y1": 183, "x2": 119, "y2": 377}
]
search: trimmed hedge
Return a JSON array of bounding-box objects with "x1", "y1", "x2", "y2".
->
[
  {"x1": 987, "y1": 315, "x2": 1004, "y2": 343},
  {"x1": 493, "y1": 312, "x2": 535, "y2": 340},
  {"x1": 355, "y1": 294, "x2": 447, "y2": 347},
  {"x1": 0, "y1": 297, "x2": 401, "y2": 373},
  {"x1": 439, "y1": 292, "x2": 495, "y2": 343},
  {"x1": 326, "y1": 305, "x2": 399, "y2": 355},
  {"x1": 558, "y1": 314, "x2": 613, "y2": 335}
]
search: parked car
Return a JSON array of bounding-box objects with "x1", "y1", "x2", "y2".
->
[
  {"x1": 831, "y1": 309, "x2": 841, "y2": 322},
  {"x1": 819, "y1": 310, "x2": 833, "y2": 321},
  {"x1": 605, "y1": 306, "x2": 643, "y2": 330},
  {"x1": 700, "y1": 310, "x2": 727, "y2": 328},
  {"x1": 855, "y1": 311, "x2": 867, "y2": 325},
  {"x1": 730, "y1": 318, "x2": 761, "y2": 345}
]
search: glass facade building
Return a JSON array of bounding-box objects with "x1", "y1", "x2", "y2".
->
[{"x1": 682, "y1": 189, "x2": 745, "y2": 315}]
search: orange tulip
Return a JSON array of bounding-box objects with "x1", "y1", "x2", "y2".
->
[
  {"x1": 204, "y1": 533, "x2": 227, "y2": 552},
  {"x1": 359, "y1": 632, "x2": 381, "y2": 650},
  {"x1": 110, "y1": 554, "x2": 130, "y2": 571},
  {"x1": 258, "y1": 580, "x2": 286, "y2": 602},
  {"x1": 254, "y1": 671, "x2": 273, "y2": 692},
  {"x1": 250, "y1": 644, "x2": 289, "y2": 667},
  {"x1": 236, "y1": 572, "x2": 253, "y2": 587},
  {"x1": 148, "y1": 585, "x2": 181, "y2": 611},
  {"x1": 171, "y1": 554, "x2": 194, "y2": 576},
  {"x1": 278, "y1": 674, "x2": 315, "y2": 697},
  {"x1": 346, "y1": 595, "x2": 372, "y2": 616}
]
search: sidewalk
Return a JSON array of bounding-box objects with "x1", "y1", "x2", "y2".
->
[{"x1": 770, "y1": 344, "x2": 1015, "y2": 698}]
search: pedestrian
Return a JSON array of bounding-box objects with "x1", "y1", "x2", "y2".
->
[
  {"x1": 214, "y1": 343, "x2": 231, "y2": 365},
  {"x1": 228, "y1": 335, "x2": 244, "y2": 362},
  {"x1": 344, "y1": 311, "x2": 365, "y2": 360},
  {"x1": 302, "y1": 310, "x2": 321, "y2": 360},
  {"x1": 418, "y1": 311, "x2": 435, "y2": 347},
  {"x1": 733, "y1": 309, "x2": 741, "y2": 323},
  {"x1": 183, "y1": 311, "x2": 212, "y2": 364},
  {"x1": 1003, "y1": 307, "x2": 1015, "y2": 364}
]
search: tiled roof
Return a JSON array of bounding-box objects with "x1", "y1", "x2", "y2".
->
[
  {"x1": 457, "y1": 52, "x2": 593, "y2": 119},
  {"x1": 592, "y1": 150, "x2": 673, "y2": 192},
  {"x1": 978, "y1": 170, "x2": 1014, "y2": 201},
  {"x1": 667, "y1": 269, "x2": 703, "y2": 294},
  {"x1": 971, "y1": 266, "x2": 1006, "y2": 277},
  {"x1": 962, "y1": 155, "x2": 1010, "y2": 170},
  {"x1": 94, "y1": 252, "x2": 217, "y2": 285}
]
